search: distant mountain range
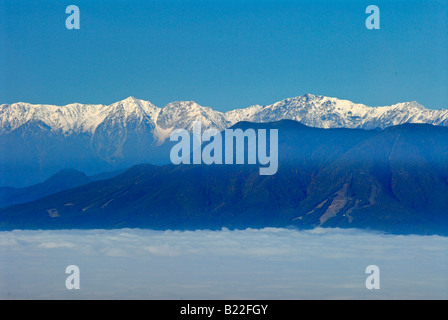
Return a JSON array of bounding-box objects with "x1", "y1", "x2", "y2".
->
[
  {"x1": 0, "y1": 168, "x2": 123, "y2": 208},
  {"x1": 1, "y1": 94, "x2": 447, "y2": 187},
  {"x1": 1, "y1": 120, "x2": 447, "y2": 235}
]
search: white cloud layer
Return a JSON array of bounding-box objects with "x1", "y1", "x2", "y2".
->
[{"x1": 0, "y1": 227, "x2": 447, "y2": 299}]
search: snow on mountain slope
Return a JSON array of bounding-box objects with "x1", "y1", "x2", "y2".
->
[
  {"x1": 156, "y1": 101, "x2": 229, "y2": 132},
  {"x1": 226, "y1": 94, "x2": 448, "y2": 129},
  {"x1": 0, "y1": 97, "x2": 161, "y2": 135},
  {"x1": 150, "y1": 101, "x2": 230, "y2": 144},
  {"x1": 102, "y1": 97, "x2": 160, "y2": 128},
  {"x1": 0, "y1": 102, "x2": 104, "y2": 134},
  {"x1": 224, "y1": 104, "x2": 264, "y2": 125}
]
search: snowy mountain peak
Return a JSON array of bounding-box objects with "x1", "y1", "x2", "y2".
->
[
  {"x1": 111, "y1": 96, "x2": 158, "y2": 111},
  {"x1": 390, "y1": 101, "x2": 425, "y2": 110},
  {"x1": 157, "y1": 101, "x2": 228, "y2": 133},
  {"x1": 301, "y1": 93, "x2": 319, "y2": 101},
  {"x1": 122, "y1": 96, "x2": 138, "y2": 102}
]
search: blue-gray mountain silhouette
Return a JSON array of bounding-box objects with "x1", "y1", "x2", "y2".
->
[{"x1": 0, "y1": 120, "x2": 447, "y2": 235}]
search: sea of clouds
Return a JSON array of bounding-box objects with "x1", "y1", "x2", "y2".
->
[{"x1": 0, "y1": 227, "x2": 447, "y2": 299}]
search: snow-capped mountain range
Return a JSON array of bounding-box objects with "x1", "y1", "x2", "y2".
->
[
  {"x1": 1, "y1": 94, "x2": 447, "y2": 187},
  {"x1": 2, "y1": 93, "x2": 448, "y2": 138}
]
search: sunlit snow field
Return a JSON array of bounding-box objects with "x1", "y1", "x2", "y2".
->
[{"x1": 0, "y1": 227, "x2": 447, "y2": 299}]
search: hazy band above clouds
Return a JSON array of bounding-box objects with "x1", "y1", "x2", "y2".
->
[{"x1": 0, "y1": 227, "x2": 447, "y2": 299}]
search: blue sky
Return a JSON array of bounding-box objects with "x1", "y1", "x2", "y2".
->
[{"x1": 1, "y1": 0, "x2": 447, "y2": 111}]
